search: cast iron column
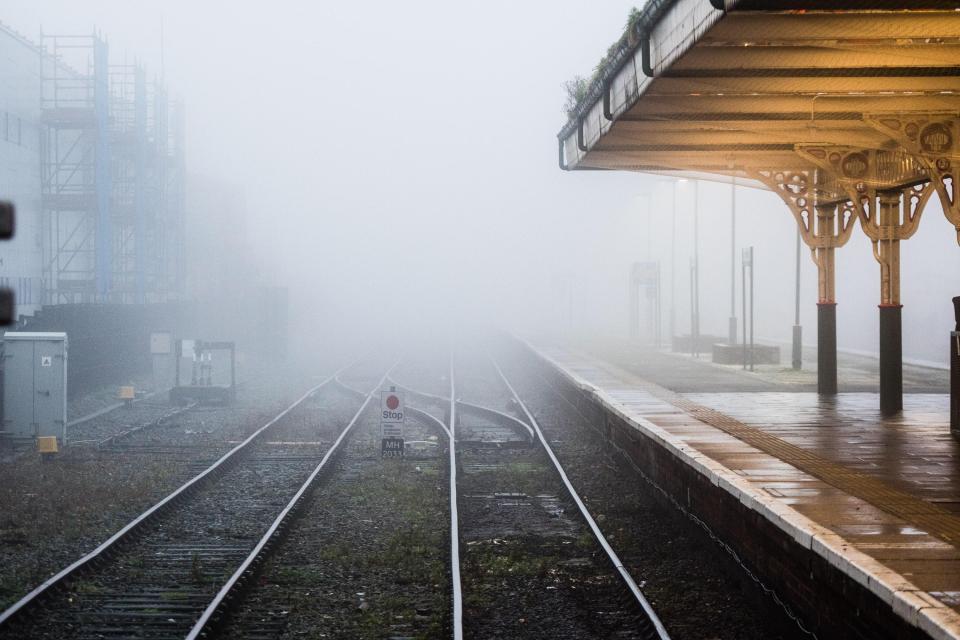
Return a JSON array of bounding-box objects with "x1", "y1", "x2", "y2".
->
[
  {"x1": 879, "y1": 304, "x2": 903, "y2": 415},
  {"x1": 877, "y1": 191, "x2": 904, "y2": 416},
  {"x1": 811, "y1": 205, "x2": 840, "y2": 395},
  {"x1": 818, "y1": 303, "x2": 838, "y2": 395},
  {"x1": 748, "y1": 168, "x2": 856, "y2": 397}
]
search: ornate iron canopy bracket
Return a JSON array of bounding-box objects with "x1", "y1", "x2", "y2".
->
[
  {"x1": 749, "y1": 167, "x2": 856, "y2": 304},
  {"x1": 798, "y1": 145, "x2": 934, "y2": 306},
  {"x1": 865, "y1": 113, "x2": 960, "y2": 247}
]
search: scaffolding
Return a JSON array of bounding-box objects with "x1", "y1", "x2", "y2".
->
[{"x1": 40, "y1": 33, "x2": 184, "y2": 304}]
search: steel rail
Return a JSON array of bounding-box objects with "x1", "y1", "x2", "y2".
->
[
  {"x1": 353, "y1": 377, "x2": 451, "y2": 439},
  {"x1": 387, "y1": 376, "x2": 534, "y2": 441},
  {"x1": 406, "y1": 405, "x2": 451, "y2": 440},
  {"x1": 333, "y1": 375, "x2": 368, "y2": 398},
  {"x1": 384, "y1": 375, "x2": 448, "y2": 405},
  {"x1": 325, "y1": 377, "x2": 461, "y2": 638},
  {"x1": 96, "y1": 401, "x2": 198, "y2": 449},
  {"x1": 0, "y1": 358, "x2": 362, "y2": 630},
  {"x1": 353, "y1": 368, "x2": 464, "y2": 638},
  {"x1": 398, "y1": 398, "x2": 461, "y2": 640},
  {"x1": 185, "y1": 363, "x2": 397, "y2": 639},
  {"x1": 488, "y1": 355, "x2": 672, "y2": 640},
  {"x1": 456, "y1": 402, "x2": 533, "y2": 442},
  {"x1": 448, "y1": 353, "x2": 463, "y2": 640},
  {"x1": 66, "y1": 389, "x2": 161, "y2": 429}
]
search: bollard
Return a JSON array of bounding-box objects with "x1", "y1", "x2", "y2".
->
[{"x1": 952, "y1": 297, "x2": 960, "y2": 438}]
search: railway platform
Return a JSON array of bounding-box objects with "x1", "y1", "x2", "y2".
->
[{"x1": 521, "y1": 338, "x2": 960, "y2": 640}]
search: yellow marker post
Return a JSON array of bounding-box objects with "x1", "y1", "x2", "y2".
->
[
  {"x1": 119, "y1": 386, "x2": 135, "y2": 408},
  {"x1": 37, "y1": 436, "x2": 58, "y2": 461}
]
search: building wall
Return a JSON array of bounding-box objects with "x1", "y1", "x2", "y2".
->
[{"x1": 0, "y1": 24, "x2": 42, "y2": 318}]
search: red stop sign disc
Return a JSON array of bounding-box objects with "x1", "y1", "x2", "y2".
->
[{"x1": 386, "y1": 395, "x2": 400, "y2": 410}]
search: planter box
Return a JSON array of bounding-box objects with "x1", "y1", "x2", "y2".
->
[{"x1": 712, "y1": 342, "x2": 780, "y2": 365}]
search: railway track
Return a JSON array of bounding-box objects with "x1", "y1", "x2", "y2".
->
[
  {"x1": 179, "y1": 356, "x2": 461, "y2": 639},
  {"x1": 452, "y1": 350, "x2": 669, "y2": 640},
  {"x1": 0, "y1": 358, "x2": 389, "y2": 639},
  {"x1": 385, "y1": 350, "x2": 668, "y2": 639},
  {"x1": 197, "y1": 368, "x2": 453, "y2": 638},
  {"x1": 1, "y1": 347, "x2": 667, "y2": 639},
  {"x1": 95, "y1": 403, "x2": 199, "y2": 450}
]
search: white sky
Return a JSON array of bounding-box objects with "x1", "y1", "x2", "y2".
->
[{"x1": 4, "y1": 1, "x2": 959, "y2": 363}]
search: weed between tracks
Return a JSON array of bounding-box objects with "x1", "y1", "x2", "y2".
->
[
  {"x1": 227, "y1": 417, "x2": 450, "y2": 639},
  {"x1": 0, "y1": 452, "x2": 194, "y2": 609},
  {"x1": 457, "y1": 436, "x2": 634, "y2": 639}
]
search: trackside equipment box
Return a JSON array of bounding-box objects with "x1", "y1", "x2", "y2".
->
[{"x1": 2, "y1": 332, "x2": 68, "y2": 441}]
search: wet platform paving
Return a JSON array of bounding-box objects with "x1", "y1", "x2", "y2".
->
[
  {"x1": 684, "y1": 393, "x2": 959, "y2": 511},
  {"x1": 527, "y1": 339, "x2": 960, "y2": 638},
  {"x1": 589, "y1": 340, "x2": 950, "y2": 394}
]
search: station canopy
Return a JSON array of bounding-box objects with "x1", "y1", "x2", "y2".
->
[{"x1": 559, "y1": 1, "x2": 960, "y2": 201}]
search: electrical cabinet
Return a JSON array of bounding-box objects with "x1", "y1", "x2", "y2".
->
[{"x1": 2, "y1": 332, "x2": 68, "y2": 441}]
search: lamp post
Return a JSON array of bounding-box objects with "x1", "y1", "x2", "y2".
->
[
  {"x1": 792, "y1": 227, "x2": 803, "y2": 369},
  {"x1": 691, "y1": 180, "x2": 700, "y2": 357},
  {"x1": 670, "y1": 181, "x2": 678, "y2": 347},
  {"x1": 630, "y1": 193, "x2": 653, "y2": 342},
  {"x1": 729, "y1": 175, "x2": 738, "y2": 345},
  {"x1": 639, "y1": 193, "x2": 660, "y2": 347}
]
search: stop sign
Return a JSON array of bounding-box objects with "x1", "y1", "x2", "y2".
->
[{"x1": 380, "y1": 389, "x2": 405, "y2": 425}]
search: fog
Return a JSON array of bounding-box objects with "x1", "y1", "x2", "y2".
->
[{"x1": 5, "y1": 1, "x2": 959, "y2": 364}]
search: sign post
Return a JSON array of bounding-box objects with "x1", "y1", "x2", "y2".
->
[
  {"x1": 630, "y1": 261, "x2": 661, "y2": 347},
  {"x1": 380, "y1": 386, "x2": 405, "y2": 457}
]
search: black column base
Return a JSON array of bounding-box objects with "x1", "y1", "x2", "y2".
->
[
  {"x1": 879, "y1": 305, "x2": 903, "y2": 416},
  {"x1": 951, "y1": 332, "x2": 959, "y2": 437},
  {"x1": 817, "y1": 303, "x2": 837, "y2": 395}
]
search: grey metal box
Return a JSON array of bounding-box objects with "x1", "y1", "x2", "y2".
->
[{"x1": 2, "y1": 332, "x2": 68, "y2": 441}]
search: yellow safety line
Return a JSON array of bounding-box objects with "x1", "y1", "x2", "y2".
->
[{"x1": 611, "y1": 368, "x2": 960, "y2": 546}]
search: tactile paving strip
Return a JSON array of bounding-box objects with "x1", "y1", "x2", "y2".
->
[{"x1": 633, "y1": 379, "x2": 960, "y2": 546}]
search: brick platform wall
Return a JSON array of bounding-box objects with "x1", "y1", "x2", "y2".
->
[{"x1": 518, "y1": 341, "x2": 931, "y2": 640}]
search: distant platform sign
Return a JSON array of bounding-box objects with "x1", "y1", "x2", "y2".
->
[
  {"x1": 632, "y1": 261, "x2": 659, "y2": 286},
  {"x1": 150, "y1": 331, "x2": 173, "y2": 355},
  {"x1": 381, "y1": 387, "x2": 405, "y2": 455}
]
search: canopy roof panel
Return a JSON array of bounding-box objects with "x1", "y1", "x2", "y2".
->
[{"x1": 559, "y1": 1, "x2": 960, "y2": 194}]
